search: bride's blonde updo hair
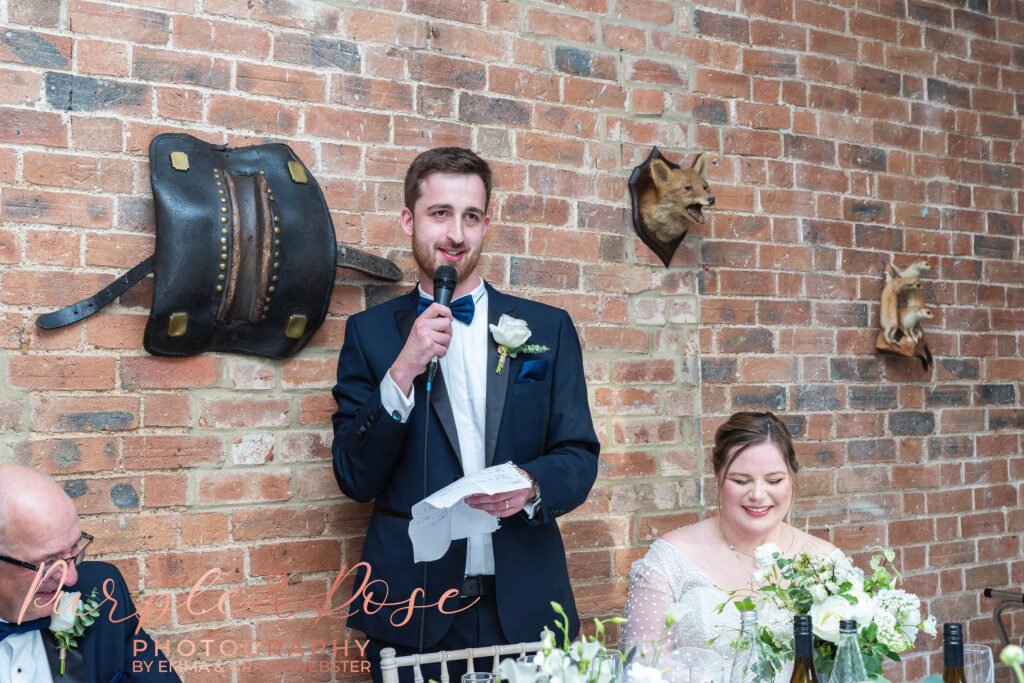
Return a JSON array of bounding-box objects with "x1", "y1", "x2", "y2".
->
[{"x1": 712, "y1": 411, "x2": 799, "y2": 486}]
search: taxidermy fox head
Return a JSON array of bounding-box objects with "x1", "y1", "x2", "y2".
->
[{"x1": 639, "y1": 153, "x2": 715, "y2": 243}]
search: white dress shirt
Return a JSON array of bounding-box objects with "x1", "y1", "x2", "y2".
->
[
  {"x1": 380, "y1": 280, "x2": 536, "y2": 576},
  {"x1": 0, "y1": 619, "x2": 54, "y2": 683}
]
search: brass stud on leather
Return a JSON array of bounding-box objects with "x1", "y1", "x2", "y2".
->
[
  {"x1": 221, "y1": 245, "x2": 228, "y2": 253},
  {"x1": 168, "y1": 312, "x2": 189, "y2": 336},
  {"x1": 259, "y1": 315, "x2": 267, "y2": 322},
  {"x1": 274, "y1": 226, "x2": 280, "y2": 234},
  {"x1": 275, "y1": 251, "x2": 280, "y2": 258},
  {"x1": 263, "y1": 305, "x2": 271, "y2": 313},
  {"x1": 220, "y1": 206, "x2": 227, "y2": 213},
  {"x1": 221, "y1": 254, "x2": 228, "y2": 261},
  {"x1": 287, "y1": 161, "x2": 308, "y2": 184},
  {"x1": 221, "y1": 227, "x2": 228, "y2": 234},
  {"x1": 219, "y1": 263, "x2": 227, "y2": 271},
  {"x1": 274, "y1": 215, "x2": 280, "y2": 223},
  {"x1": 273, "y1": 262, "x2": 279, "y2": 269},
  {"x1": 218, "y1": 274, "x2": 226, "y2": 281},
  {"x1": 220, "y1": 237, "x2": 227, "y2": 244},
  {"x1": 170, "y1": 152, "x2": 189, "y2": 171},
  {"x1": 284, "y1": 314, "x2": 308, "y2": 339},
  {"x1": 220, "y1": 217, "x2": 227, "y2": 224},
  {"x1": 268, "y1": 286, "x2": 276, "y2": 293},
  {"x1": 275, "y1": 239, "x2": 281, "y2": 246},
  {"x1": 219, "y1": 197, "x2": 227, "y2": 203},
  {"x1": 215, "y1": 285, "x2": 223, "y2": 292},
  {"x1": 272, "y1": 275, "x2": 278, "y2": 282}
]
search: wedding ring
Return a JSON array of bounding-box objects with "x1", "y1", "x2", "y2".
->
[{"x1": 505, "y1": 499, "x2": 510, "y2": 510}]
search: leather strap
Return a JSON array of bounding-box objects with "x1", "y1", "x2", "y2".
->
[
  {"x1": 35, "y1": 256, "x2": 154, "y2": 329},
  {"x1": 337, "y1": 246, "x2": 401, "y2": 281},
  {"x1": 460, "y1": 575, "x2": 495, "y2": 597}
]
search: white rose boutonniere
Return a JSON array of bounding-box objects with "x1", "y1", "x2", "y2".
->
[
  {"x1": 50, "y1": 589, "x2": 100, "y2": 675},
  {"x1": 489, "y1": 314, "x2": 549, "y2": 374}
]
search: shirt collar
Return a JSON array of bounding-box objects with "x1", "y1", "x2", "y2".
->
[{"x1": 417, "y1": 278, "x2": 487, "y2": 306}]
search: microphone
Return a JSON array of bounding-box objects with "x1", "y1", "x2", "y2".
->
[{"x1": 426, "y1": 265, "x2": 457, "y2": 387}]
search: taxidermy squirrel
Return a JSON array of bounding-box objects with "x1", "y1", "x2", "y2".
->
[
  {"x1": 880, "y1": 275, "x2": 922, "y2": 344},
  {"x1": 639, "y1": 153, "x2": 715, "y2": 242},
  {"x1": 900, "y1": 305, "x2": 933, "y2": 343}
]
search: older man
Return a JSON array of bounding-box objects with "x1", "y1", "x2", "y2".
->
[{"x1": 0, "y1": 464, "x2": 179, "y2": 682}]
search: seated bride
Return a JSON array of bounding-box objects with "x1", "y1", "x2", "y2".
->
[{"x1": 620, "y1": 411, "x2": 838, "y2": 672}]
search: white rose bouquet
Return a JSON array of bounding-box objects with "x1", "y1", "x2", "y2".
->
[{"x1": 716, "y1": 546, "x2": 935, "y2": 683}]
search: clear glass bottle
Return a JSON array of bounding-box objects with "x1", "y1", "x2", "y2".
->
[
  {"x1": 942, "y1": 623, "x2": 966, "y2": 683},
  {"x1": 830, "y1": 619, "x2": 868, "y2": 683},
  {"x1": 730, "y1": 609, "x2": 775, "y2": 683},
  {"x1": 790, "y1": 615, "x2": 820, "y2": 683}
]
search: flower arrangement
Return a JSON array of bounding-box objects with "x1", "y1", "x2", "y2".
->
[
  {"x1": 717, "y1": 544, "x2": 935, "y2": 683},
  {"x1": 500, "y1": 602, "x2": 668, "y2": 683}
]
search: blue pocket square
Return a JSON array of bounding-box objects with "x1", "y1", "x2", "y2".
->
[{"x1": 516, "y1": 359, "x2": 549, "y2": 383}]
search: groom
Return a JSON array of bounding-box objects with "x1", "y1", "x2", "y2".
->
[
  {"x1": 0, "y1": 464, "x2": 179, "y2": 682},
  {"x1": 331, "y1": 147, "x2": 599, "y2": 680}
]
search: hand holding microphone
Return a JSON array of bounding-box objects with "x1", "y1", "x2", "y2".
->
[{"x1": 387, "y1": 266, "x2": 458, "y2": 397}]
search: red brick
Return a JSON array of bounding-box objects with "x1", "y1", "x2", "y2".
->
[
  {"x1": 208, "y1": 95, "x2": 298, "y2": 135},
  {"x1": 144, "y1": 473, "x2": 188, "y2": 507},
  {"x1": 250, "y1": 539, "x2": 341, "y2": 576},
  {"x1": 122, "y1": 356, "x2": 221, "y2": 390},
  {"x1": 172, "y1": 16, "x2": 271, "y2": 59},
  {"x1": 75, "y1": 39, "x2": 129, "y2": 76},
  {"x1": 9, "y1": 356, "x2": 115, "y2": 391},
  {"x1": 199, "y1": 398, "x2": 290, "y2": 429},
  {"x1": 525, "y1": 8, "x2": 595, "y2": 42},
  {"x1": 13, "y1": 436, "x2": 119, "y2": 475},
  {"x1": 145, "y1": 549, "x2": 245, "y2": 589},
  {"x1": 197, "y1": 471, "x2": 293, "y2": 504},
  {"x1": 70, "y1": 0, "x2": 169, "y2": 43},
  {"x1": 236, "y1": 62, "x2": 326, "y2": 102},
  {"x1": 393, "y1": 115, "x2": 472, "y2": 148},
  {"x1": 304, "y1": 106, "x2": 390, "y2": 142},
  {"x1": 124, "y1": 435, "x2": 224, "y2": 470},
  {"x1": 65, "y1": 475, "x2": 142, "y2": 514},
  {"x1": 232, "y1": 506, "x2": 327, "y2": 541}
]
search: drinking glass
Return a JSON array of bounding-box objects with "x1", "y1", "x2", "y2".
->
[
  {"x1": 594, "y1": 649, "x2": 623, "y2": 680},
  {"x1": 963, "y1": 644, "x2": 994, "y2": 683},
  {"x1": 463, "y1": 673, "x2": 498, "y2": 683},
  {"x1": 662, "y1": 647, "x2": 726, "y2": 683}
]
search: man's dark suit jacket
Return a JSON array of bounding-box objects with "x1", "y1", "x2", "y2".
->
[
  {"x1": 331, "y1": 284, "x2": 600, "y2": 648},
  {"x1": 42, "y1": 561, "x2": 179, "y2": 682}
]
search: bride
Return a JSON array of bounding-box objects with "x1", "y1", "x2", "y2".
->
[{"x1": 620, "y1": 411, "x2": 837, "y2": 671}]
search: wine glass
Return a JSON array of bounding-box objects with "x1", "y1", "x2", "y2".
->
[{"x1": 963, "y1": 644, "x2": 994, "y2": 683}]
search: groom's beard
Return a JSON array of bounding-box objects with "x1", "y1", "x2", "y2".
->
[{"x1": 411, "y1": 228, "x2": 482, "y2": 284}]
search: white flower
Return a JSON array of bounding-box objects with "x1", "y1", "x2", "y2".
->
[
  {"x1": 569, "y1": 639, "x2": 601, "y2": 664},
  {"x1": 809, "y1": 584, "x2": 827, "y2": 604},
  {"x1": 624, "y1": 662, "x2": 665, "y2": 683},
  {"x1": 490, "y1": 314, "x2": 532, "y2": 348},
  {"x1": 808, "y1": 594, "x2": 856, "y2": 643},
  {"x1": 756, "y1": 597, "x2": 796, "y2": 649},
  {"x1": 922, "y1": 615, "x2": 937, "y2": 637},
  {"x1": 500, "y1": 658, "x2": 541, "y2": 683},
  {"x1": 754, "y1": 543, "x2": 781, "y2": 569},
  {"x1": 49, "y1": 591, "x2": 80, "y2": 632},
  {"x1": 665, "y1": 602, "x2": 689, "y2": 627},
  {"x1": 1000, "y1": 645, "x2": 1024, "y2": 667},
  {"x1": 847, "y1": 587, "x2": 874, "y2": 628}
]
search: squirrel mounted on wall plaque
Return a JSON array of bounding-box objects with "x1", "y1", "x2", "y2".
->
[{"x1": 876, "y1": 257, "x2": 933, "y2": 371}]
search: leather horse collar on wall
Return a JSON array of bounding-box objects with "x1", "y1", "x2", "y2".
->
[{"x1": 36, "y1": 133, "x2": 401, "y2": 358}]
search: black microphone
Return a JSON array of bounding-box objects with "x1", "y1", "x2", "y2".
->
[{"x1": 426, "y1": 265, "x2": 457, "y2": 387}]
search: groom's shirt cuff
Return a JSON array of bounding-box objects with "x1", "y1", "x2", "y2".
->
[
  {"x1": 381, "y1": 371, "x2": 414, "y2": 423},
  {"x1": 523, "y1": 496, "x2": 541, "y2": 518}
]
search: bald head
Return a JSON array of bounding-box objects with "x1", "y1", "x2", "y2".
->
[{"x1": 0, "y1": 464, "x2": 78, "y2": 555}]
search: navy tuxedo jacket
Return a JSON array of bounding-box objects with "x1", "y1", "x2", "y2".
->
[
  {"x1": 41, "y1": 561, "x2": 179, "y2": 682},
  {"x1": 331, "y1": 284, "x2": 599, "y2": 648}
]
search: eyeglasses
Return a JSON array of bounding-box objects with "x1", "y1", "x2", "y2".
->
[{"x1": 0, "y1": 533, "x2": 94, "y2": 573}]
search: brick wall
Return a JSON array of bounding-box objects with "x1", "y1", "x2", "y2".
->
[{"x1": 1, "y1": 0, "x2": 1022, "y2": 679}]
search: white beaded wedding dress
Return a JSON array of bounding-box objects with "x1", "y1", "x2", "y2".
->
[{"x1": 620, "y1": 539, "x2": 794, "y2": 682}]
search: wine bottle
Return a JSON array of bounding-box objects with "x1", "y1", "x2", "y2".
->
[
  {"x1": 942, "y1": 623, "x2": 966, "y2": 683},
  {"x1": 790, "y1": 615, "x2": 820, "y2": 683},
  {"x1": 831, "y1": 619, "x2": 868, "y2": 683},
  {"x1": 729, "y1": 609, "x2": 774, "y2": 683}
]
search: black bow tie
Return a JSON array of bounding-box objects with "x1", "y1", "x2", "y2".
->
[
  {"x1": 0, "y1": 616, "x2": 51, "y2": 643},
  {"x1": 418, "y1": 294, "x2": 475, "y2": 325}
]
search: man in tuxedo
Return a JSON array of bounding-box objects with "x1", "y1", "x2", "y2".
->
[
  {"x1": 331, "y1": 147, "x2": 599, "y2": 680},
  {"x1": 0, "y1": 465, "x2": 179, "y2": 682}
]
